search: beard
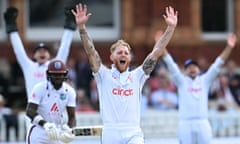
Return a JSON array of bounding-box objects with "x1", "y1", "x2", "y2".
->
[{"x1": 114, "y1": 60, "x2": 130, "y2": 73}]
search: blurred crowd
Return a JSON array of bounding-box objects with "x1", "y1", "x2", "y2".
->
[
  {"x1": 1, "y1": 53, "x2": 240, "y2": 141},
  {"x1": 145, "y1": 58, "x2": 240, "y2": 112},
  {"x1": 1, "y1": 55, "x2": 240, "y2": 114}
]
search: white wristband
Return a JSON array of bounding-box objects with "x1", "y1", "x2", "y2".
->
[{"x1": 33, "y1": 115, "x2": 44, "y2": 125}]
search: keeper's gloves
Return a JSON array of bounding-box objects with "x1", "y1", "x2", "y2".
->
[{"x1": 3, "y1": 7, "x2": 18, "y2": 33}]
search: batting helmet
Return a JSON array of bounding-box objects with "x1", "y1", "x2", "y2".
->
[{"x1": 47, "y1": 60, "x2": 68, "y2": 89}]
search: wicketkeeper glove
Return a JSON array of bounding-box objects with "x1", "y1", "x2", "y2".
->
[
  {"x1": 3, "y1": 7, "x2": 18, "y2": 33},
  {"x1": 43, "y1": 122, "x2": 59, "y2": 140},
  {"x1": 64, "y1": 0, "x2": 80, "y2": 30},
  {"x1": 58, "y1": 124, "x2": 75, "y2": 143}
]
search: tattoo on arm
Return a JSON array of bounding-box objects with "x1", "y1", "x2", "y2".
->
[
  {"x1": 152, "y1": 29, "x2": 174, "y2": 59},
  {"x1": 142, "y1": 55, "x2": 157, "y2": 75},
  {"x1": 80, "y1": 30, "x2": 101, "y2": 72},
  {"x1": 142, "y1": 27, "x2": 175, "y2": 75}
]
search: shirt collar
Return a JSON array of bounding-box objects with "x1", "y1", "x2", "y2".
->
[
  {"x1": 47, "y1": 81, "x2": 64, "y2": 92},
  {"x1": 111, "y1": 64, "x2": 131, "y2": 85}
]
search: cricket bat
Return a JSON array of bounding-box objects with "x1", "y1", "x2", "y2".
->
[{"x1": 72, "y1": 125, "x2": 103, "y2": 136}]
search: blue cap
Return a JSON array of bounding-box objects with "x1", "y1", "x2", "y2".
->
[{"x1": 184, "y1": 59, "x2": 199, "y2": 68}]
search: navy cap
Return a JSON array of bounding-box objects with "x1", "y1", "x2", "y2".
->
[
  {"x1": 184, "y1": 59, "x2": 199, "y2": 68},
  {"x1": 33, "y1": 43, "x2": 51, "y2": 53}
]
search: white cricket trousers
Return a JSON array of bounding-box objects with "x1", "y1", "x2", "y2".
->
[
  {"x1": 102, "y1": 124, "x2": 144, "y2": 144},
  {"x1": 178, "y1": 119, "x2": 212, "y2": 144},
  {"x1": 25, "y1": 116, "x2": 32, "y2": 141}
]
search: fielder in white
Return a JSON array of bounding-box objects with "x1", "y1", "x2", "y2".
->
[
  {"x1": 72, "y1": 3, "x2": 178, "y2": 144},
  {"x1": 3, "y1": 5, "x2": 76, "y2": 132},
  {"x1": 162, "y1": 33, "x2": 237, "y2": 144},
  {"x1": 26, "y1": 59, "x2": 76, "y2": 144},
  {"x1": 3, "y1": 6, "x2": 75, "y2": 101}
]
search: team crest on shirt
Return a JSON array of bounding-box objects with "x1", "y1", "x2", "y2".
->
[{"x1": 60, "y1": 93, "x2": 67, "y2": 100}]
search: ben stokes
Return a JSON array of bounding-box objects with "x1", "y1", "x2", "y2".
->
[{"x1": 72, "y1": 3, "x2": 178, "y2": 143}]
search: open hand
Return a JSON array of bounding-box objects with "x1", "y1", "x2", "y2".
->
[
  {"x1": 71, "y1": 3, "x2": 92, "y2": 28},
  {"x1": 163, "y1": 6, "x2": 178, "y2": 27},
  {"x1": 227, "y1": 33, "x2": 237, "y2": 48}
]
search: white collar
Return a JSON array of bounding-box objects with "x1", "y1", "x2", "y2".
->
[
  {"x1": 47, "y1": 81, "x2": 65, "y2": 92},
  {"x1": 111, "y1": 64, "x2": 132, "y2": 85}
]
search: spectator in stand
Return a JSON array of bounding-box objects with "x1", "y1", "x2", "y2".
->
[
  {"x1": 209, "y1": 72, "x2": 239, "y2": 136},
  {"x1": 75, "y1": 89, "x2": 96, "y2": 113},
  {"x1": 229, "y1": 73, "x2": 240, "y2": 106},
  {"x1": 0, "y1": 58, "x2": 11, "y2": 99},
  {"x1": 210, "y1": 72, "x2": 238, "y2": 109},
  {"x1": 197, "y1": 56, "x2": 210, "y2": 74},
  {"x1": 76, "y1": 52, "x2": 93, "y2": 98},
  {"x1": 150, "y1": 68, "x2": 178, "y2": 110},
  {"x1": 89, "y1": 78, "x2": 99, "y2": 111},
  {"x1": 0, "y1": 94, "x2": 19, "y2": 142},
  {"x1": 66, "y1": 57, "x2": 77, "y2": 88},
  {"x1": 225, "y1": 60, "x2": 239, "y2": 79}
]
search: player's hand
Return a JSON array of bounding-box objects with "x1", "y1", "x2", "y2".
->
[
  {"x1": 71, "y1": 3, "x2": 92, "y2": 28},
  {"x1": 4, "y1": 7, "x2": 18, "y2": 24},
  {"x1": 43, "y1": 122, "x2": 59, "y2": 140},
  {"x1": 227, "y1": 33, "x2": 237, "y2": 48},
  {"x1": 61, "y1": 124, "x2": 72, "y2": 132},
  {"x1": 59, "y1": 124, "x2": 75, "y2": 143},
  {"x1": 3, "y1": 7, "x2": 18, "y2": 33},
  {"x1": 58, "y1": 130, "x2": 75, "y2": 143},
  {"x1": 163, "y1": 6, "x2": 178, "y2": 28},
  {"x1": 64, "y1": 0, "x2": 78, "y2": 30}
]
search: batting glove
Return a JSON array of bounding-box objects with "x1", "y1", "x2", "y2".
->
[
  {"x1": 58, "y1": 124, "x2": 75, "y2": 143},
  {"x1": 43, "y1": 122, "x2": 59, "y2": 140}
]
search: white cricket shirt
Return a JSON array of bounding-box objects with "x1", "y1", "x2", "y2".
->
[
  {"x1": 10, "y1": 31, "x2": 72, "y2": 99},
  {"x1": 163, "y1": 54, "x2": 224, "y2": 120},
  {"x1": 93, "y1": 64, "x2": 149, "y2": 126},
  {"x1": 28, "y1": 81, "x2": 76, "y2": 126}
]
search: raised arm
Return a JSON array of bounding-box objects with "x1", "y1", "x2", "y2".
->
[
  {"x1": 55, "y1": 3, "x2": 77, "y2": 63},
  {"x1": 219, "y1": 33, "x2": 237, "y2": 61},
  {"x1": 4, "y1": 7, "x2": 32, "y2": 68},
  {"x1": 72, "y1": 3, "x2": 101, "y2": 73},
  {"x1": 142, "y1": 6, "x2": 178, "y2": 75}
]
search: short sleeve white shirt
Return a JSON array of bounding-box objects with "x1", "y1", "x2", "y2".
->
[
  {"x1": 93, "y1": 64, "x2": 149, "y2": 126},
  {"x1": 28, "y1": 81, "x2": 76, "y2": 126}
]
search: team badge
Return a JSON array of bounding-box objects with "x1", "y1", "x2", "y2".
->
[
  {"x1": 54, "y1": 61, "x2": 62, "y2": 69},
  {"x1": 60, "y1": 93, "x2": 66, "y2": 100}
]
